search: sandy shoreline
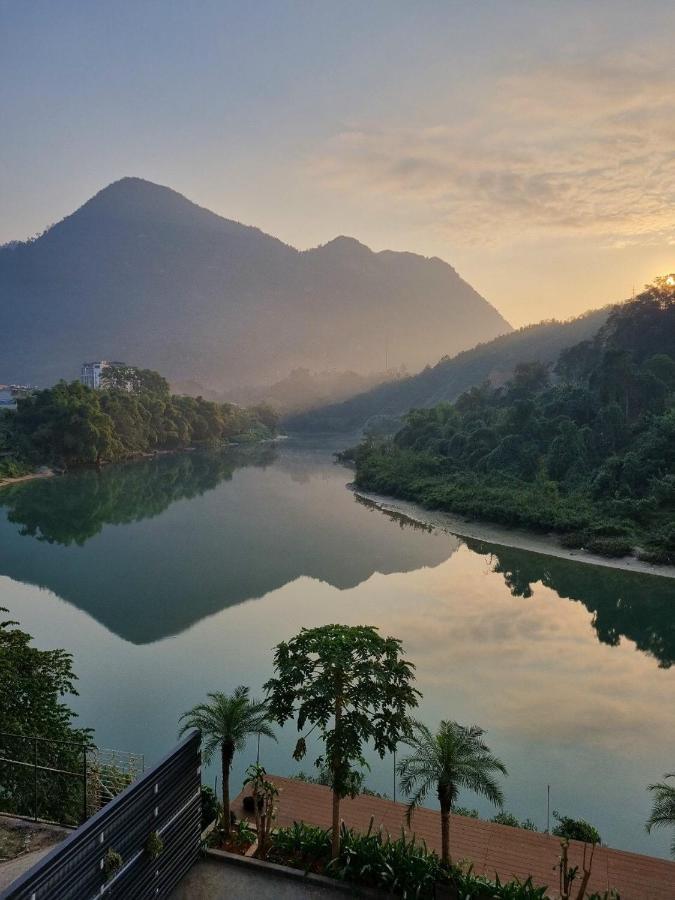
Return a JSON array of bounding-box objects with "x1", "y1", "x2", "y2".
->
[
  {"x1": 0, "y1": 469, "x2": 55, "y2": 490},
  {"x1": 353, "y1": 487, "x2": 675, "y2": 580}
]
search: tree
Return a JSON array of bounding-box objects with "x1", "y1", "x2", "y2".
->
[
  {"x1": 646, "y1": 774, "x2": 675, "y2": 857},
  {"x1": 179, "y1": 686, "x2": 275, "y2": 837},
  {"x1": 0, "y1": 610, "x2": 92, "y2": 822},
  {"x1": 397, "y1": 720, "x2": 506, "y2": 864},
  {"x1": 264, "y1": 624, "x2": 419, "y2": 858},
  {"x1": 552, "y1": 810, "x2": 601, "y2": 845}
]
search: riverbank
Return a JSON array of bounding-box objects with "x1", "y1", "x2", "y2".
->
[
  {"x1": 0, "y1": 468, "x2": 54, "y2": 490},
  {"x1": 0, "y1": 437, "x2": 280, "y2": 492},
  {"x1": 353, "y1": 486, "x2": 675, "y2": 579}
]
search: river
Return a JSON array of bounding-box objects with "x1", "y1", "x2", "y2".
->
[{"x1": 1, "y1": 440, "x2": 673, "y2": 858}]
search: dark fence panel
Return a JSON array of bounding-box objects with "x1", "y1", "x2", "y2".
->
[{"x1": 1, "y1": 730, "x2": 201, "y2": 900}]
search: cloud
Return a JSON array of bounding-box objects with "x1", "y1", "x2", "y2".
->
[{"x1": 310, "y1": 53, "x2": 675, "y2": 248}]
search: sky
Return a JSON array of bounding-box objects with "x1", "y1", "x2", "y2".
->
[{"x1": 1, "y1": 0, "x2": 674, "y2": 326}]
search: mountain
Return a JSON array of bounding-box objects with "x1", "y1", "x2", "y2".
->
[
  {"x1": 0, "y1": 177, "x2": 510, "y2": 388},
  {"x1": 286, "y1": 306, "x2": 612, "y2": 433}
]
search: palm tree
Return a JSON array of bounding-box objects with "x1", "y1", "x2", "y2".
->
[
  {"x1": 180, "y1": 686, "x2": 276, "y2": 836},
  {"x1": 397, "y1": 720, "x2": 507, "y2": 864},
  {"x1": 646, "y1": 773, "x2": 675, "y2": 857}
]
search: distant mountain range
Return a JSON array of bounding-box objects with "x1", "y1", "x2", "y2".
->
[
  {"x1": 286, "y1": 306, "x2": 612, "y2": 432},
  {"x1": 0, "y1": 177, "x2": 510, "y2": 389}
]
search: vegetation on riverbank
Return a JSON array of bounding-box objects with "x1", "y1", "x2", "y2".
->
[
  {"x1": 0, "y1": 610, "x2": 91, "y2": 824},
  {"x1": 352, "y1": 281, "x2": 675, "y2": 564},
  {"x1": 0, "y1": 367, "x2": 277, "y2": 473}
]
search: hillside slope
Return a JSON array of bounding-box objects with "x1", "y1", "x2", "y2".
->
[
  {"x1": 287, "y1": 306, "x2": 611, "y2": 433},
  {"x1": 0, "y1": 177, "x2": 510, "y2": 388},
  {"x1": 353, "y1": 282, "x2": 675, "y2": 563}
]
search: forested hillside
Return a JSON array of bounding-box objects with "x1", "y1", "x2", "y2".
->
[
  {"x1": 0, "y1": 369, "x2": 277, "y2": 475},
  {"x1": 287, "y1": 306, "x2": 610, "y2": 433},
  {"x1": 352, "y1": 279, "x2": 675, "y2": 563}
]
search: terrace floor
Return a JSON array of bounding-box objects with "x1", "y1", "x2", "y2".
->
[
  {"x1": 233, "y1": 776, "x2": 675, "y2": 900},
  {"x1": 0, "y1": 816, "x2": 68, "y2": 893}
]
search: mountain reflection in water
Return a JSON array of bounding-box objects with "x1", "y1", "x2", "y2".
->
[{"x1": 0, "y1": 445, "x2": 672, "y2": 669}]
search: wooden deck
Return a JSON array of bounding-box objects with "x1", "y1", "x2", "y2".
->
[{"x1": 233, "y1": 776, "x2": 675, "y2": 900}]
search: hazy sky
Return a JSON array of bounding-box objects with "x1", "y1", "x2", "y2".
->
[{"x1": 1, "y1": 0, "x2": 674, "y2": 326}]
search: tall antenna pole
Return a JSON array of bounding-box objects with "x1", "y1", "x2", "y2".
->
[{"x1": 546, "y1": 784, "x2": 550, "y2": 833}]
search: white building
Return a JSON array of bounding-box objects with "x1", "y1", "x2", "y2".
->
[{"x1": 80, "y1": 360, "x2": 126, "y2": 389}]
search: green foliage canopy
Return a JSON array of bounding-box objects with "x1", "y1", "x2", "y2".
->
[
  {"x1": 264, "y1": 624, "x2": 419, "y2": 857},
  {"x1": 2, "y1": 370, "x2": 278, "y2": 470}
]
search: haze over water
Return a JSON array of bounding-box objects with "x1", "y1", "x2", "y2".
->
[{"x1": 1, "y1": 441, "x2": 673, "y2": 858}]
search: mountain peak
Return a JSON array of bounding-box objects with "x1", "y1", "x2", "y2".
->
[
  {"x1": 315, "y1": 235, "x2": 373, "y2": 257},
  {"x1": 81, "y1": 177, "x2": 209, "y2": 218},
  {"x1": 0, "y1": 178, "x2": 511, "y2": 388}
]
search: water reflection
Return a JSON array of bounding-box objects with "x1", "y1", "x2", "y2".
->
[
  {"x1": 0, "y1": 448, "x2": 276, "y2": 545},
  {"x1": 0, "y1": 447, "x2": 455, "y2": 643},
  {"x1": 464, "y1": 540, "x2": 675, "y2": 669}
]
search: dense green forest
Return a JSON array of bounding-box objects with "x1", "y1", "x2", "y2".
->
[
  {"x1": 352, "y1": 280, "x2": 675, "y2": 564},
  {"x1": 0, "y1": 368, "x2": 277, "y2": 476}
]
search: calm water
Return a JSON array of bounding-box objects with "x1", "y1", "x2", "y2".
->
[{"x1": 1, "y1": 441, "x2": 673, "y2": 858}]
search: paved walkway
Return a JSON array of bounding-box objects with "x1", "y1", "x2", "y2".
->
[
  {"x1": 171, "y1": 856, "x2": 352, "y2": 899},
  {"x1": 0, "y1": 817, "x2": 68, "y2": 893},
  {"x1": 233, "y1": 776, "x2": 675, "y2": 900}
]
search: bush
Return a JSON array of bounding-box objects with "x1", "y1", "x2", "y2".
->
[
  {"x1": 268, "y1": 821, "x2": 550, "y2": 898},
  {"x1": 638, "y1": 546, "x2": 675, "y2": 565},
  {"x1": 267, "y1": 822, "x2": 331, "y2": 872},
  {"x1": 492, "y1": 812, "x2": 539, "y2": 831},
  {"x1": 552, "y1": 811, "x2": 601, "y2": 844},
  {"x1": 454, "y1": 806, "x2": 479, "y2": 818},
  {"x1": 585, "y1": 536, "x2": 633, "y2": 558},
  {"x1": 200, "y1": 785, "x2": 220, "y2": 831}
]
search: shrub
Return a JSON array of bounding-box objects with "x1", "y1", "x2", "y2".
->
[
  {"x1": 492, "y1": 811, "x2": 522, "y2": 828},
  {"x1": 638, "y1": 546, "x2": 675, "y2": 565},
  {"x1": 269, "y1": 821, "x2": 550, "y2": 898},
  {"x1": 585, "y1": 536, "x2": 633, "y2": 558},
  {"x1": 552, "y1": 811, "x2": 601, "y2": 844},
  {"x1": 454, "y1": 806, "x2": 480, "y2": 818},
  {"x1": 102, "y1": 847, "x2": 123, "y2": 880},
  {"x1": 491, "y1": 812, "x2": 539, "y2": 831},
  {"x1": 200, "y1": 785, "x2": 221, "y2": 831},
  {"x1": 144, "y1": 830, "x2": 163, "y2": 861},
  {"x1": 268, "y1": 822, "x2": 331, "y2": 872}
]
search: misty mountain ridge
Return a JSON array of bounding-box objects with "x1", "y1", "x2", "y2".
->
[
  {"x1": 287, "y1": 305, "x2": 614, "y2": 433},
  {"x1": 0, "y1": 177, "x2": 511, "y2": 389}
]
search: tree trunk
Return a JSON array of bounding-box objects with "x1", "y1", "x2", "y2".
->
[
  {"x1": 440, "y1": 800, "x2": 451, "y2": 865},
  {"x1": 221, "y1": 744, "x2": 233, "y2": 837},
  {"x1": 331, "y1": 787, "x2": 341, "y2": 859},
  {"x1": 331, "y1": 693, "x2": 343, "y2": 859}
]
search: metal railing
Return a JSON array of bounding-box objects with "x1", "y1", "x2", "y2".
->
[
  {"x1": 0, "y1": 732, "x2": 89, "y2": 826},
  {"x1": 1, "y1": 730, "x2": 201, "y2": 900},
  {"x1": 0, "y1": 733, "x2": 145, "y2": 827}
]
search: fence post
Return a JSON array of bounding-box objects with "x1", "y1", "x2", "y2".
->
[
  {"x1": 33, "y1": 738, "x2": 38, "y2": 822},
  {"x1": 83, "y1": 748, "x2": 88, "y2": 823}
]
